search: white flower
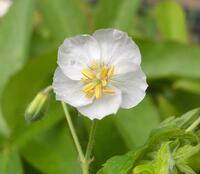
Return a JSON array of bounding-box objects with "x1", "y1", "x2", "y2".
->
[
  {"x1": 0, "y1": 0, "x2": 12, "y2": 17},
  {"x1": 53, "y1": 29, "x2": 148, "y2": 120}
]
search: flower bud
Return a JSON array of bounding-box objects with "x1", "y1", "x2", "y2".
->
[{"x1": 25, "y1": 86, "x2": 52, "y2": 123}]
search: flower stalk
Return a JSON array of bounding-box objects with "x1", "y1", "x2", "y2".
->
[
  {"x1": 85, "y1": 120, "x2": 97, "y2": 162},
  {"x1": 61, "y1": 102, "x2": 97, "y2": 174}
]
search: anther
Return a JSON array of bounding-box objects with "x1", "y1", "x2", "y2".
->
[
  {"x1": 101, "y1": 79, "x2": 107, "y2": 87},
  {"x1": 82, "y1": 82, "x2": 97, "y2": 93},
  {"x1": 91, "y1": 62, "x2": 98, "y2": 70},
  {"x1": 100, "y1": 66, "x2": 109, "y2": 79},
  {"x1": 81, "y1": 69, "x2": 96, "y2": 79},
  {"x1": 86, "y1": 90, "x2": 95, "y2": 98},
  {"x1": 81, "y1": 77, "x2": 89, "y2": 84},
  {"x1": 107, "y1": 66, "x2": 115, "y2": 79},
  {"x1": 95, "y1": 84, "x2": 102, "y2": 99},
  {"x1": 103, "y1": 89, "x2": 115, "y2": 94}
]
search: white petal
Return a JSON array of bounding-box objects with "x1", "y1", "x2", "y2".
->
[
  {"x1": 93, "y1": 28, "x2": 141, "y2": 66},
  {"x1": 52, "y1": 68, "x2": 93, "y2": 107},
  {"x1": 112, "y1": 66, "x2": 148, "y2": 109},
  {"x1": 115, "y1": 62, "x2": 139, "y2": 75},
  {"x1": 58, "y1": 35, "x2": 100, "y2": 80},
  {"x1": 77, "y1": 88, "x2": 122, "y2": 120}
]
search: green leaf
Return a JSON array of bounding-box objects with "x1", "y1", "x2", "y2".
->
[
  {"x1": 133, "y1": 142, "x2": 174, "y2": 174},
  {"x1": 115, "y1": 96, "x2": 160, "y2": 148},
  {"x1": 156, "y1": 94, "x2": 177, "y2": 119},
  {"x1": 173, "y1": 79, "x2": 200, "y2": 95},
  {"x1": 174, "y1": 145, "x2": 200, "y2": 163},
  {"x1": 94, "y1": 0, "x2": 122, "y2": 29},
  {"x1": 158, "y1": 108, "x2": 200, "y2": 131},
  {"x1": 38, "y1": 0, "x2": 88, "y2": 43},
  {"x1": 98, "y1": 108, "x2": 200, "y2": 174},
  {"x1": 176, "y1": 163, "x2": 196, "y2": 174},
  {"x1": 0, "y1": 0, "x2": 34, "y2": 137},
  {"x1": 95, "y1": 0, "x2": 141, "y2": 30},
  {"x1": 133, "y1": 164, "x2": 155, "y2": 174},
  {"x1": 1, "y1": 51, "x2": 64, "y2": 150},
  {"x1": 21, "y1": 123, "x2": 81, "y2": 174},
  {"x1": 1, "y1": 50, "x2": 80, "y2": 173},
  {"x1": 155, "y1": 0, "x2": 188, "y2": 43},
  {"x1": 0, "y1": 151, "x2": 23, "y2": 174},
  {"x1": 138, "y1": 40, "x2": 200, "y2": 79},
  {"x1": 102, "y1": 154, "x2": 134, "y2": 174},
  {"x1": 114, "y1": 0, "x2": 141, "y2": 30},
  {"x1": 155, "y1": 143, "x2": 173, "y2": 174}
]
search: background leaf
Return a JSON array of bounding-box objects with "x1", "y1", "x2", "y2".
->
[
  {"x1": 38, "y1": 0, "x2": 88, "y2": 43},
  {"x1": 95, "y1": 0, "x2": 141, "y2": 30},
  {"x1": 0, "y1": 0, "x2": 34, "y2": 137},
  {"x1": 0, "y1": 151, "x2": 23, "y2": 174},
  {"x1": 138, "y1": 40, "x2": 200, "y2": 79},
  {"x1": 115, "y1": 96, "x2": 160, "y2": 148},
  {"x1": 155, "y1": 0, "x2": 188, "y2": 43},
  {"x1": 21, "y1": 123, "x2": 81, "y2": 174}
]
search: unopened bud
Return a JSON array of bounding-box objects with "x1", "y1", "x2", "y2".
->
[{"x1": 25, "y1": 86, "x2": 52, "y2": 123}]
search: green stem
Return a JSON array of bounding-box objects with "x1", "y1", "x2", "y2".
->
[
  {"x1": 61, "y1": 102, "x2": 89, "y2": 174},
  {"x1": 43, "y1": 85, "x2": 53, "y2": 93},
  {"x1": 186, "y1": 116, "x2": 200, "y2": 132},
  {"x1": 85, "y1": 120, "x2": 97, "y2": 161}
]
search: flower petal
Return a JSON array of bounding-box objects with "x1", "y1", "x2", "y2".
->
[
  {"x1": 93, "y1": 28, "x2": 141, "y2": 66},
  {"x1": 58, "y1": 35, "x2": 100, "y2": 80},
  {"x1": 112, "y1": 65, "x2": 148, "y2": 109},
  {"x1": 52, "y1": 68, "x2": 93, "y2": 107},
  {"x1": 77, "y1": 88, "x2": 122, "y2": 120},
  {"x1": 114, "y1": 62, "x2": 139, "y2": 75}
]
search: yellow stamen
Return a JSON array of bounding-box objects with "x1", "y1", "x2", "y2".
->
[
  {"x1": 107, "y1": 66, "x2": 115, "y2": 79},
  {"x1": 91, "y1": 62, "x2": 98, "y2": 70},
  {"x1": 81, "y1": 77, "x2": 89, "y2": 84},
  {"x1": 101, "y1": 79, "x2": 107, "y2": 87},
  {"x1": 82, "y1": 82, "x2": 97, "y2": 93},
  {"x1": 86, "y1": 90, "x2": 94, "y2": 98},
  {"x1": 100, "y1": 65, "x2": 109, "y2": 79},
  {"x1": 103, "y1": 89, "x2": 115, "y2": 94},
  {"x1": 95, "y1": 84, "x2": 102, "y2": 99},
  {"x1": 81, "y1": 69, "x2": 96, "y2": 79}
]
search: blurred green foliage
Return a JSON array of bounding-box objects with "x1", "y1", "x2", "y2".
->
[{"x1": 0, "y1": 0, "x2": 199, "y2": 174}]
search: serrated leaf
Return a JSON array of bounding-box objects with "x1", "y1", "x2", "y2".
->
[
  {"x1": 133, "y1": 164, "x2": 155, "y2": 174},
  {"x1": 155, "y1": 143, "x2": 173, "y2": 174},
  {"x1": 174, "y1": 145, "x2": 200, "y2": 163},
  {"x1": 158, "y1": 108, "x2": 200, "y2": 131},
  {"x1": 133, "y1": 142, "x2": 174, "y2": 174},
  {"x1": 102, "y1": 154, "x2": 134, "y2": 174},
  {"x1": 176, "y1": 162, "x2": 196, "y2": 174}
]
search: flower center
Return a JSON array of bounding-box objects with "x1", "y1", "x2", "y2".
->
[{"x1": 81, "y1": 62, "x2": 115, "y2": 99}]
